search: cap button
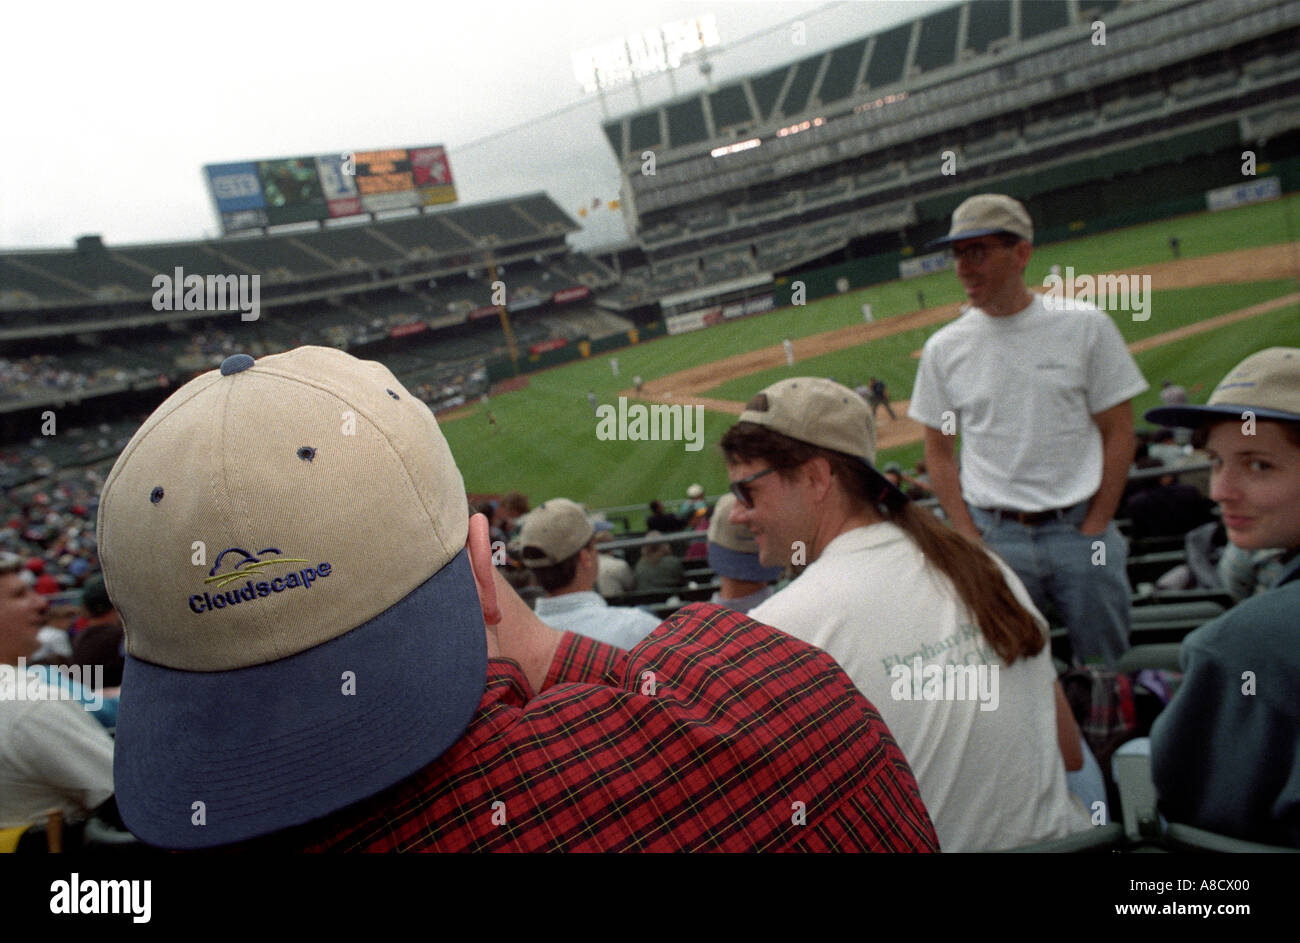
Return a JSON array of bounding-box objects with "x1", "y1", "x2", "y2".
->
[{"x1": 220, "y1": 354, "x2": 255, "y2": 376}]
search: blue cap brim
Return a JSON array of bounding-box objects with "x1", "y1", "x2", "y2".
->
[
  {"x1": 113, "y1": 547, "x2": 487, "y2": 850},
  {"x1": 707, "y1": 542, "x2": 783, "y2": 583},
  {"x1": 1145, "y1": 402, "x2": 1300, "y2": 428}
]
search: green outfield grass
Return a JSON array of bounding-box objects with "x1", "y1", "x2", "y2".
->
[
  {"x1": 440, "y1": 193, "x2": 1300, "y2": 513},
  {"x1": 704, "y1": 279, "x2": 1299, "y2": 403}
]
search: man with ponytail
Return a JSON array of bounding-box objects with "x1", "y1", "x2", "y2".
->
[{"x1": 723, "y1": 377, "x2": 1090, "y2": 851}]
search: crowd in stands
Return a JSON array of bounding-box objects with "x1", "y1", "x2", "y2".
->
[
  {"x1": 1, "y1": 195, "x2": 1296, "y2": 853},
  {"x1": 0, "y1": 355, "x2": 159, "y2": 403}
]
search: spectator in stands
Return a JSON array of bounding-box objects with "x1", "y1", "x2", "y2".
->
[
  {"x1": 635, "y1": 532, "x2": 686, "y2": 591},
  {"x1": 1160, "y1": 379, "x2": 1188, "y2": 407},
  {"x1": 593, "y1": 529, "x2": 637, "y2": 599},
  {"x1": 0, "y1": 553, "x2": 115, "y2": 829},
  {"x1": 683, "y1": 504, "x2": 711, "y2": 562},
  {"x1": 95, "y1": 347, "x2": 938, "y2": 851},
  {"x1": 723, "y1": 377, "x2": 1090, "y2": 851},
  {"x1": 520, "y1": 498, "x2": 660, "y2": 649},
  {"x1": 678, "y1": 482, "x2": 707, "y2": 520},
  {"x1": 707, "y1": 494, "x2": 782, "y2": 614},
  {"x1": 1123, "y1": 467, "x2": 1217, "y2": 541},
  {"x1": 911, "y1": 194, "x2": 1147, "y2": 668},
  {"x1": 642, "y1": 500, "x2": 676, "y2": 534},
  {"x1": 1144, "y1": 348, "x2": 1300, "y2": 847},
  {"x1": 69, "y1": 573, "x2": 125, "y2": 691}
]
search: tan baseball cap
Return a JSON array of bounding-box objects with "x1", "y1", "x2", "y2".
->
[
  {"x1": 518, "y1": 498, "x2": 595, "y2": 567},
  {"x1": 96, "y1": 347, "x2": 486, "y2": 849},
  {"x1": 1146, "y1": 347, "x2": 1300, "y2": 428},
  {"x1": 739, "y1": 377, "x2": 878, "y2": 463},
  {"x1": 927, "y1": 193, "x2": 1033, "y2": 248},
  {"x1": 736, "y1": 377, "x2": 907, "y2": 510}
]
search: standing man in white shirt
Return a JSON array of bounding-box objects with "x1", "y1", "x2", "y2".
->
[
  {"x1": 520, "y1": 499, "x2": 660, "y2": 650},
  {"x1": 909, "y1": 194, "x2": 1148, "y2": 667}
]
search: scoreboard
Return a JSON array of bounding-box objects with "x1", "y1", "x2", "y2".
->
[{"x1": 205, "y1": 145, "x2": 456, "y2": 234}]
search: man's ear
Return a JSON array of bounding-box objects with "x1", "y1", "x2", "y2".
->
[
  {"x1": 804, "y1": 455, "x2": 834, "y2": 501},
  {"x1": 466, "y1": 513, "x2": 501, "y2": 626}
]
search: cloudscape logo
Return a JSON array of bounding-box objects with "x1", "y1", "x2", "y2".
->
[{"x1": 189, "y1": 546, "x2": 331, "y2": 614}]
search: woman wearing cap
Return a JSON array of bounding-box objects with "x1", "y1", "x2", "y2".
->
[{"x1": 1144, "y1": 348, "x2": 1300, "y2": 847}]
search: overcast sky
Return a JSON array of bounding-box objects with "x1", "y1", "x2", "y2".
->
[{"x1": 1, "y1": 0, "x2": 950, "y2": 253}]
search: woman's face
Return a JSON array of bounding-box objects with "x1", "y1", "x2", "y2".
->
[{"x1": 1206, "y1": 421, "x2": 1300, "y2": 552}]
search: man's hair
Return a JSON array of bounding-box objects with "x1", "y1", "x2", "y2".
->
[
  {"x1": 523, "y1": 539, "x2": 592, "y2": 593},
  {"x1": 994, "y1": 232, "x2": 1023, "y2": 248},
  {"x1": 501, "y1": 492, "x2": 529, "y2": 516},
  {"x1": 720, "y1": 421, "x2": 1044, "y2": 664},
  {"x1": 1192, "y1": 419, "x2": 1300, "y2": 450}
]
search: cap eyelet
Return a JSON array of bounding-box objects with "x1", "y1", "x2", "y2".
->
[
  {"x1": 150, "y1": 487, "x2": 164, "y2": 504},
  {"x1": 386, "y1": 389, "x2": 400, "y2": 400},
  {"x1": 297, "y1": 446, "x2": 316, "y2": 462}
]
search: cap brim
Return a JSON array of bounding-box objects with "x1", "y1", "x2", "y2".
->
[
  {"x1": 113, "y1": 548, "x2": 487, "y2": 850},
  {"x1": 923, "y1": 227, "x2": 1012, "y2": 250},
  {"x1": 707, "y1": 543, "x2": 784, "y2": 583},
  {"x1": 1145, "y1": 402, "x2": 1300, "y2": 428},
  {"x1": 864, "y1": 461, "x2": 910, "y2": 511}
]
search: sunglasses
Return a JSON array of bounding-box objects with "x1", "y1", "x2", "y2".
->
[{"x1": 730, "y1": 467, "x2": 776, "y2": 508}]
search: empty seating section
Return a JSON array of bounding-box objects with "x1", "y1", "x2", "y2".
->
[
  {"x1": 516, "y1": 194, "x2": 574, "y2": 231},
  {"x1": 1023, "y1": 111, "x2": 1095, "y2": 142},
  {"x1": 965, "y1": 130, "x2": 1020, "y2": 158},
  {"x1": 628, "y1": 111, "x2": 662, "y2": 153},
  {"x1": 375, "y1": 215, "x2": 471, "y2": 255},
  {"x1": 1101, "y1": 91, "x2": 1165, "y2": 121},
  {"x1": 117, "y1": 245, "x2": 232, "y2": 279},
  {"x1": 448, "y1": 202, "x2": 541, "y2": 243},
  {"x1": 750, "y1": 67, "x2": 788, "y2": 122},
  {"x1": 965, "y1": 0, "x2": 1012, "y2": 54},
  {"x1": 865, "y1": 23, "x2": 909, "y2": 89},
  {"x1": 854, "y1": 163, "x2": 903, "y2": 192},
  {"x1": 1020, "y1": 0, "x2": 1070, "y2": 41},
  {"x1": 294, "y1": 226, "x2": 398, "y2": 266},
  {"x1": 0, "y1": 260, "x2": 87, "y2": 304},
  {"x1": 779, "y1": 58, "x2": 821, "y2": 118},
  {"x1": 1170, "y1": 70, "x2": 1239, "y2": 100},
  {"x1": 708, "y1": 85, "x2": 752, "y2": 129},
  {"x1": 700, "y1": 249, "x2": 754, "y2": 281},
  {"x1": 666, "y1": 98, "x2": 709, "y2": 149},
  {"x1": 915, "y1": 6, "x2": 960, "y2": 73},
  {"x1": 804, "y1": 179, "x2": 850, "y2": 204},
  {"x1": 817, "y1": 39, "x2": 867, "y2": 106},
  {"x1": 213, "y1": 236, "x2": 335, "y2": 277},
  {"x1": 733, "y1": 193, "x2": 796, "y2": 223},
  {"x1": 20, "y1": 251, "x2": 142, "y2": 295}
]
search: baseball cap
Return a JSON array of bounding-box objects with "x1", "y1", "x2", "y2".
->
[
  {"x1": 707, "y1": 493, "x2": 783, "y2": 583},
  {"x1": 926, "y1": 193, "x2": 1033, "y2": 249},
  {"x1": 1145, "y1": 348, "x2": 1300, "y2": 428},
  {"x1": 686, "y1": 483, "x2": 704, "y2": 499},
  {"x1": 518, "y1": 498, "x2": 595, "y2": 568},
  {"x1": 737, "y1": 377, "x2": 908, "y2": 510},
  {"x1": 97, "y1": 347, "x2": 487, "y2": 849}
]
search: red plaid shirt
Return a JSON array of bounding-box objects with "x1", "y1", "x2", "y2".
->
[{"x1": 298, "y1": 603, "x2": 938, "y2": 852}]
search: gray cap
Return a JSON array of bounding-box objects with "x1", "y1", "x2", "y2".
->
[
  {"x1": 518, "y1": 498, "x2": 595, "y2": 567},
  {"x1": 926, "y1": 194, "x2": 1033, "y2": 249}
]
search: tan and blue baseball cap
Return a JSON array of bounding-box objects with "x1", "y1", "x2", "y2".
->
[
  {"x1": 736, "y1": 377, "x2": 908, "y2": 510},
  {"x1": 518, "y1": 498, "x2": 595, "y2": 568},
  {"x1": 707, "y1": 493, "x2": 783, "y2": 583},
  {"x1": 97, "y1": 347, "x2": 487, "y2": 849},
  {"x1": 926, "y1": 193, "x2": 1033, "y2": 249},
  {"x1": 1145, "y1": 348, "x2": 1300, "y2": 428}
]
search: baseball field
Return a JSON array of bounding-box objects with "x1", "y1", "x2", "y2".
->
[{"x1": 440, "y1": 192, "x2": 1300, "y2": 523}]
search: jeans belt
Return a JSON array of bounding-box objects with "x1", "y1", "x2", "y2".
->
[{"x1": 980, "y1": 505, "x2": 1072, "y2": 526}]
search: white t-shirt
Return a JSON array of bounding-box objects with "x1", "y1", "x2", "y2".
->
[
  {"x1": 749, "y1": 523, "x2": 1090, "y2": 851},
  {"x1": 0, "y1": 674, "x2": 115, "y2": 828},
  {"x1": 909, "y1": 293, "x2": 1148, "y2": 510}
]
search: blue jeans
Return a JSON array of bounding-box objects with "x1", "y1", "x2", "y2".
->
[{"x1": 969, "y1": 501, "x2": 1131, "y2": 667}]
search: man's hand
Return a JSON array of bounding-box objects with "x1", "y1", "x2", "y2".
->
[
  {"x1": 1083, "y1": 400, "x2": 1137, "y2": 537},
  {"x1": 923, "y1": 425, "x2": 981, "y2": 543}
]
